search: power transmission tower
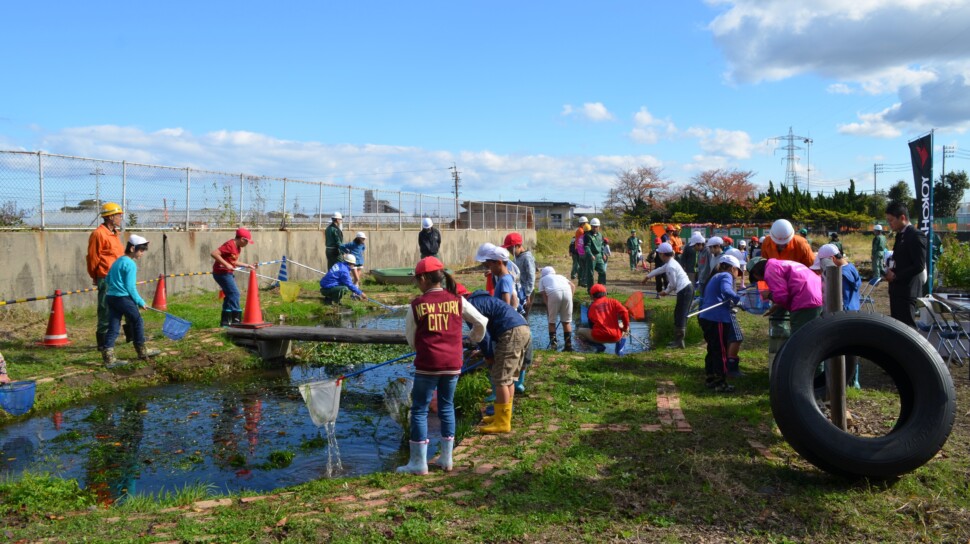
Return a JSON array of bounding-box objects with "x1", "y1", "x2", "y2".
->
[{"x1": 771, "y1": 127, "x2": 812, "y2": 192}]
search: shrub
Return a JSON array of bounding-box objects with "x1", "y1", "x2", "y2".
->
[{"x1": 937, "y1": 238, "x2": 970, "y2": 290}]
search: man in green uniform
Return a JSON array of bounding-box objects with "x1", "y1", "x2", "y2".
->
[
  {"x1": 625, "y1": 230, "x2": 642, "y2": 271},
  {"x1": 871, "y1": 224, "x2": 888, "y2": 279},
  {"x1": 325, "y1": 212, "x2": 344, "y2": 270},
  {"x1": 583, "y1": 218, "x2": 607, "y2": 288}
]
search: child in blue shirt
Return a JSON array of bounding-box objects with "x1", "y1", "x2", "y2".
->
[
  {"x1": 103, "y1": 235, "x2": 161, "y2": 368},
  {"x1": 698, "y1": 255, "x2": 743, "y2": 392},
  {"x1": 339, "y1": 232, "x2": 367, "y2": 285}
]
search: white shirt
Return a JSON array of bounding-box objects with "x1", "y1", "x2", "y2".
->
[
  {"x1": 539, "y1": 273, "x2": 573, "y2": 294},
  {"x1": 646, "y1": 257, "x2": 692, "y2": 295}
]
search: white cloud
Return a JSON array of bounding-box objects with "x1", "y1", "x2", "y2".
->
[
  {"x1": 683, "y1": 154, "x2": 731, "y2": 172},
  {"x1": 686, "y1": 127, "x2": 761, "y2": 159},
  {"x1": 32, "y1": 124, "x2": 662, "y2": 203},
  {"x1": 707, "y1": 1, "x2": 970, "y2": 132},
  {"x1": 838, "y1": 108, "x2": 904, "y2": 138},
  {"x1": 561, "y1": 102, "x2": 614, "y2": 122},
  {"x1": 629, "y1": 107, "x2": 677, "y2": 144}
]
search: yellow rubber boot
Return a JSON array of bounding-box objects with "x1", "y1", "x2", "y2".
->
[{"x1": 479, "y1": 402, "x2": 512, "y2": 434}]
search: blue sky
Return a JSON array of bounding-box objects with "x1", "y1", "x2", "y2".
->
[{"x1": 3, "y1": 0, "x2": 970, "y2": 207}]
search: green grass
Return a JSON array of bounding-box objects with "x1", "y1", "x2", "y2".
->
[{"x1": 1, "y1": 230, "x2": 969, "y2": 542}]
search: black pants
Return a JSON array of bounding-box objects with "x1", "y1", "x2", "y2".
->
[
  {"x1": 673, "y1": 286, "x2": 693, "y2": 328},
  {"x1": 889, "y1": 296, "x2": 917, "y2": 328},
  {"x1": 699, "y1": 318, "x2": 727, "y2": 379}
]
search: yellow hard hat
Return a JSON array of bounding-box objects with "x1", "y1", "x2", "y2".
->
[{"x1": 100, "y1": 202, "x2": 123, "y2": 217}]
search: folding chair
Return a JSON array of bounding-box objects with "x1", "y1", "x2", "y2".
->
[
  {"x1": 918, "y1": 298, "x2": 970, "y2": 367},
  {"x1": 859, "y1": 277, "x2": 881, "y2": 313}
]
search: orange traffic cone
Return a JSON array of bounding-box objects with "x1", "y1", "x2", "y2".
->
[
  {"x1": 218, "y1": 289, "x2": 225, "y2": 300},
  {"x1": 38, "y1": 290, "x2": 71, "y2": 347},
  {"x1": 152, "y1": 275, "x2": 167, "y2": 311},
  {"x1": 233, "y1": 269, "x2": 271, "y2": 329}
]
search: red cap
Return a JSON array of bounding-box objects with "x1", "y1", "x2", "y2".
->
[
  {"x1": 666, "y1": 225, "x2": 675, "y2": 231},
  {"x1": 654, "y1": 237, "x2": 662, "y2": 245},
  {"x1": 751, "y1": 236, "x2": 759, "y2": 242},
  {"x1": 502, "y1": 232, "x2": 523, "y2": 249},
  {"x1": 236, "y1": 227, "x2": 253, "y2": 243},
  {"x1": 723, "y1": 236, "x2": 733, "y2": 245},
  {"x1": 590, "y1": 283, "x2": 607, "y2": 295},
  {"x1": 455, "y1": 282, "x2": 469, "y2": 297},
  {"x1": 415, "y1": 256, "x2": 445, "y2": 275}
]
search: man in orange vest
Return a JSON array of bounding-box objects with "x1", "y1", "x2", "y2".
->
[
  {"x1": 87, "y1": 202, "x2": 126, "y2": 352},
  {"x1": 663, "y1": 225, "x2": 684, "y2": 259},
  {"x1": 760, "y1": 219, "x2": 814, "y2": 267}
]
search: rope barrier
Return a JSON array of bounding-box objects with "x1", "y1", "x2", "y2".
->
[{"x1": 0, "y1": 259, "x2": 283, "y2": 307}]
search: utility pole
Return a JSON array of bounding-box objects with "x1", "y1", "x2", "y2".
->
[
  {"x1": 90, "y1": 167, "x2": 105, "y2": 208},
  {"x1": 943, "y1": 145, "x2": 955, "y2": 182},
  {"x1": 771, "y1": 127, "x2": 811, "y2": 192},
  {"x1": 449, "y1": 163, "x2": 461, "y2": 229}
]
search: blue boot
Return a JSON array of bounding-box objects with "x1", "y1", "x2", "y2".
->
[
  {"x1": 484, "y1": 376, "x2": 497, "y2": 403},
  {"x1": 614, "y1": 338, "x2": 627, "y2": 355},
  {"x1": 514, "y1": 368, "x2": 527, "y2": 393}
]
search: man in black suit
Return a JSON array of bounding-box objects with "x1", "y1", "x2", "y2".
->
[{"x1": 884, "y1": 202, "x2": 927, "y2": 328}]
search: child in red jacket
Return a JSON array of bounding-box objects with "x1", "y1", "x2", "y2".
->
[{"x1": 576, "y1": 284, "x2": 630, "y2": 355}]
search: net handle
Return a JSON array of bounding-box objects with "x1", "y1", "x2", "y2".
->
[{"x1": 339, "y1": 352, "x2": 417, "y2": 381}]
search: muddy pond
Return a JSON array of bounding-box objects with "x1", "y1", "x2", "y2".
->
[{"x1": 0, "y1": 308, "x2": 650, "y2": 502}]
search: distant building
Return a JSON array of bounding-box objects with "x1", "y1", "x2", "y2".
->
[
  {"x1": 459, "y1": 200, "x2": 569, "y2": 230},
  {"x1": 363, "y1": 190, "x2": 400, "y2": 214}
]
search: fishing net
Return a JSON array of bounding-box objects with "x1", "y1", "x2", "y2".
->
[
  {"x1": 299, "y1": 379, "x2": 342, "y2": 427},
  {"x1": 279, "y1": 281, "x2": 301, "y2": 303},
  {"x1": 383, "y1": 377, "x2": 413, "y2": 429},
  {"x1": 624, "y1": 291, "x2": 645, "y2": 320}
]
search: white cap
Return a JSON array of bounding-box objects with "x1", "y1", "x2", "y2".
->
[
  {"x1": 475, "y1": 242, "x2": 497, "y2": 262},
  {"x1": 332, "y1": 212, "x2": 343, "y2": 220},
  {"x1": 874, "y1": 224, "x2": 883, "y2": 231},
  {"x1": 540, "y1": 266, "x2": 555, "y2": 278},
  {"x1": 719, "y1": 254, "x2": 741, "y2": 269},
  {"x1": 688, "y1": 232, "x2": 706, "y2": 245},
  {"x1": 705, "y1": 236, "x2": 724, "y2": 247},
  {"x1": 770, "y1": 219, "x2": 795, "y2": 245},
  {"x1": 738, "y1": 240, "x2": 747, "y2": 248},
  {"x1": 355, "y1": 231, "x2": 366, "y2": 239},
  {"x1": 657, "y1": 242, "x2": 673, "y2": 254},
  {"x1": 590, "y1": 218, "x2": 601, "y2": 227},
  {"x1": 422, "y1": 217, "x2": 433, "y2": 229},
  {"x1": 578, "y1": 216, "x2": 589, "y2": 224},
  {"x1": 342, "y1": 253, "x2": 356, "y2": 265},
  {"x1": 487, "y1": 246, "x2": 511, "y2": 262},
  {"x1": 817, "y1": 243, "x2": 840, "y2": 259},
  {"x1": 128, "y1": 234, "x2": 148, "y2": 246}
]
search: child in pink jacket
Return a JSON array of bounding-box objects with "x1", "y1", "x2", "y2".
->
[{"x1": 747, "y1": 257, "x2": 823, "y2": 333}]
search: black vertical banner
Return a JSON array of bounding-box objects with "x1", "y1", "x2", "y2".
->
[
  {"x1": 908, "y1": 132, "x2": 934, "y2": 293},
  {"x1": 908, "y1": 133, "x2": 933, "y2": 234}
]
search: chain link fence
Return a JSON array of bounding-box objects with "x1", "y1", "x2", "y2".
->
[{"x1": 0, "y1": 150, "x2": 534, "y2": 231}]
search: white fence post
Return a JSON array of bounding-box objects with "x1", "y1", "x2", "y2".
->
[
  {"x1": 38, "y1": 152, "x2": 45, "y2": 229},
  {"x1": 185, "y1": 167, "x2": 191, "y2": 230}
]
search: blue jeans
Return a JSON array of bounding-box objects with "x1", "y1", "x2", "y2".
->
[
  {"x1": 409, "y1": 374, "x2": 459, "y2": 442},
  {"x1": 105, "y1": 296, "x2": 144, "y2": 348},
  {"x1": 213, "y1": 273, "x2": 241, "y2": 312}
]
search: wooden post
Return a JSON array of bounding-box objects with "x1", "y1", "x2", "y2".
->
[{"x1": 823, "y1": 260, "x2": 847, "y2": 430}]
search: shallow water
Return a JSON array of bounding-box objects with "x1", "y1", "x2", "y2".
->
[{"x1": 0, "y1": 305, "x2": 649, "y2": 502}]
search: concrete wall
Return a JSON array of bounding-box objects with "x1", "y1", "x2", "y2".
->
[{"x1": 0, "y1": 229, "x2": 535, "y2": 311}]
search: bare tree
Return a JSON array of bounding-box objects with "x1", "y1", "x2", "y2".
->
[
  {"x1": 604, "y1": 166, "x2": 669, "y2": 214},
  {"x1": 691, "y1": 168, "x2": 757, "y2": 206}
]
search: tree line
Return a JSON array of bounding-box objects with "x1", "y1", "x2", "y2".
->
[{"x1": 603, "y1": 166, "x2": 970, "y2": 229}]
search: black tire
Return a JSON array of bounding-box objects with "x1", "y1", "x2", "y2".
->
[{"x1": 770, "y1": 311, "x2": 956, "y2": 479}]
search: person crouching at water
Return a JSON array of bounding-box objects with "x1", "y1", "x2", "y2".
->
[
  {"x1": 211, "y1": 228, "x2": 256, "y2": 327},
  {"x1": 576, "y1": 284, "x2": 630, "y2": 355},
  {"x1": 102, "y1": 235, "x2": 161, "y2": 368},
  {"x1": 319, "y1": 254, "x2": 367, "y2": 304},
  {"x1": 641, "y1": 242, "x2": 693, "y2": 348},
  {"x1": 397, "y1": 258, "x2": 487, "y2": 475},
  {"x1": 698, "y1": 255, "x2": 743, "y2": 392}
]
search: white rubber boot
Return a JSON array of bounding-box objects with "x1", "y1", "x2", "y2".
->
[
  {"x1": 436, "y1": 437, "x2": 454, "y2": 472},
  {"x1": 396, "y1": 440, "x2": 429, "y2": 475}
]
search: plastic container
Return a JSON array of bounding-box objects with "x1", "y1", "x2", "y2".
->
[
  {"x1": 767, "y1": 314, "x2": 791, "y2": 376},
  {"x1": 0, "y1": 380, "x2": 37, "y2": 416},
  {"x1": 741, "y1": 289, "x2": 771, "y2": 315}
]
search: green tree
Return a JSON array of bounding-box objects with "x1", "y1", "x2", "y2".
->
[
  {"x1": 934, "y1": 170, "x2": 970, "y2": 218},
  {"x1": 887, "y1": 180, "x2": 914, "y2": 212}
]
